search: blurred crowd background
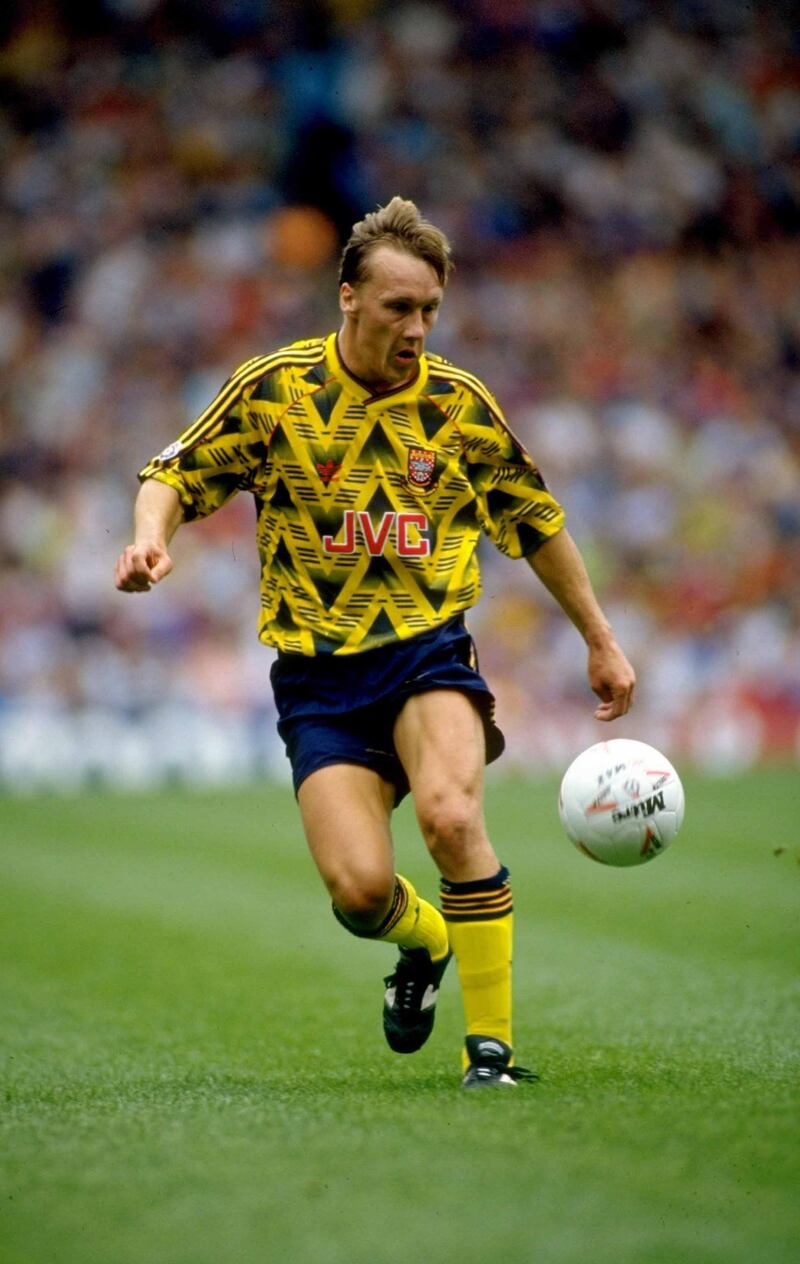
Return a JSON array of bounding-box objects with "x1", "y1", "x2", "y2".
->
[{"x1": 1, "y1": 0, "x2": 799, "y2": 788}]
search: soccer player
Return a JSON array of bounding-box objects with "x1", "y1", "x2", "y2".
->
[{"x1": 115, "y1": 198, "x2": 635, "y2": 1089}]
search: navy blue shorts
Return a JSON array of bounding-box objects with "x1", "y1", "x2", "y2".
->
[{"x1": 270, "y1": 616, "x2": 505, "y2": 804}]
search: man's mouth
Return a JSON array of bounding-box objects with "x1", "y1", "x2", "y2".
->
[{"x1": 395, "y1": 349, "x2": 417, "y2": 363}]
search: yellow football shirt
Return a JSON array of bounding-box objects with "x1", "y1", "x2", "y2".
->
[{"x1": 139, "y1": 333, "x2": 565, "y2": 655}]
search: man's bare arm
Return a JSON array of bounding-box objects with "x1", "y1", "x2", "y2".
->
[
  {"x1": 114, "y1": 479, "x2": 184, "y2": 593},
  {"x1": 527, "y1": 528, "x2": 636, "y2": 721}
]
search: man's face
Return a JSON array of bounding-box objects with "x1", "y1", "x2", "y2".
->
[{"x1": 339, "y1": 245, "x2": 443, "y2": 390}]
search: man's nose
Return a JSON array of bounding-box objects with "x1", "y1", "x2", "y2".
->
[{"x1": 404, "y1": 309, "x2": 425, "y2": 339}]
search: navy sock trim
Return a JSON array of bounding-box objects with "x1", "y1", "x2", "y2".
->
[
  {"x1": 440, "y1": 866, "x2": 512, "y2": 923},
  {"x1": 439, "y1": 865, "x2": 510, "y2": 896}
]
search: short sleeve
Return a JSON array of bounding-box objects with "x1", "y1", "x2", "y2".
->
[{"x1": 458, "y1": 391, "x2": 565, "y2": 556}]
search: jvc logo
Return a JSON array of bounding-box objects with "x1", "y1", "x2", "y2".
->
[
  {"x1": 612, "y1": 792, "x2": 665, "y2": 823},
  {"x1": 322, "y1": 510, "x2": 430, "y2": 557}
]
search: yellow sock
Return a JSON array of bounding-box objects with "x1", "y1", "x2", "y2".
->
[
  {"x1": 380, "y1": 874, "x2": 449, "y2": 961},
  {"x1": 333, "y1": 874, "x2": 449, "y2": 961},
  {"x1": 440, "y1": 867, "x2": 513, "y2": 1070}
]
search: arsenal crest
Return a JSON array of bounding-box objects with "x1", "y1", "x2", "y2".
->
[{"x1": 407, "y1": 447, "x2": 436, "y2": 489}]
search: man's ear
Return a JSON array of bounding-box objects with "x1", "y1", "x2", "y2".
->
[{"x1": 339, "y1": 282, "x2": 357, "y2": 315}]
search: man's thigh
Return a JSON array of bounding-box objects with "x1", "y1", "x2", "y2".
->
[
  {"x1": 393, "y1": 689, "x2": 487, "y2": 796},
  {"x1": 393, "y1": 690, "x2": 498, "y2": 880}
]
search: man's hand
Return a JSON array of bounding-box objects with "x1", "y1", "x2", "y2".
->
[
  {"x1": 588, "y1": 635, "x2": 636, "y2": 721},
  {"x1": 114, "y1": 479, "x2": 183, "y2": 593},
  {"x1": 114, "y1": 540, "x2": 173, "y2": 592}
]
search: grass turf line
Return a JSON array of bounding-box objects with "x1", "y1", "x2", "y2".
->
[{"x1": 1, "y1": 769, "x2": 798, "y2": 1264}]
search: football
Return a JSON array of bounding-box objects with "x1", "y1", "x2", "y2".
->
[{"x1": 558, "y1": 739, "x2": 685, "y2": 867}]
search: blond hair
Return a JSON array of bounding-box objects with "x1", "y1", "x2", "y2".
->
[{"x1": 338, "y1": 197, "x2": 453, "y2": 287}]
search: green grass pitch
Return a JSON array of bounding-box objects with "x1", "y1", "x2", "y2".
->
[{"x1": 1, "y1": 768, "x2": 798, "y2": 1264}]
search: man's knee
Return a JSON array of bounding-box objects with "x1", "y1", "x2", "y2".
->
[
  {"x1": 330, "y1": 868, "x2": 395, "y2": 932},
  {"x1": 416, "y1": 789, "x2": 484, "y2": 868}
]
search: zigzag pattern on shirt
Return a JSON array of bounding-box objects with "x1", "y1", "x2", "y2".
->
[{"x1": 140, "y1": 335, "x2": 564, "y2": 654}]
